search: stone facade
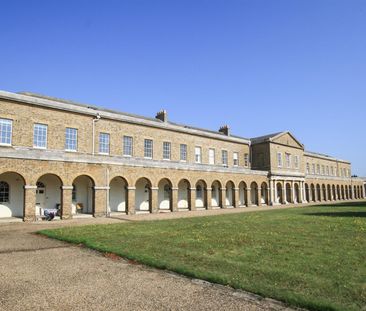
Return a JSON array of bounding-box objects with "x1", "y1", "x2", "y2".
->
[{"x1": 0, "y1": 90, "x2": 364, "y2": 221}]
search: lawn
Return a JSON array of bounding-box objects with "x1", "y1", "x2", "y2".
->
[{"x1": 39, "y1": 202, "x2": 366, "y2": 311}]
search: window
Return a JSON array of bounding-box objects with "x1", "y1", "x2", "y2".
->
[
  {"x1": 163, "y1": 142, "x2": 171, "y2": 160},
  {"x1": 144, "y1": 139, "x2": 153, "y2": 158},
  {"x1": 294, "y1": 155, "x2": 299, "y2": 169},
  {"x1": 99, "y1": 133, "x2": 110, "y2": 154},
  {"x1": 233, "y1": 152, "x2": 239, "y2": 166},
  {"x1": 343, "y1": 168, "x2": 347, "y2": 177},
  {"x1": 65, "y1": 128, "x2": 77, "y2": 151},
  {"x1": 316, "y1": 164, "x2": 320, "y2": 175},
  {"x1": 285, "y1": 153, "x2": 291, "y2": 168},
  {"x1": 306, "y1": 163, "x2": 310, "y2": 174},
  {"x1": 326, "y1": 166, "x2": 329, "y2": 176},
  {"x1": 277, "y1": 153, "x2": 282, "y2": 167},
  {"x1": 321, "y1": 165, "x2": 325, "y2": 175},
  {"x1": 33, "y1": 123, "x2": 47, "y2": 148},
  {"x1": 0, "y1": 119, "x2": 12, "y2": 145},
  {"x1": 0, "y1": 181, "x2": 9, "y2": 203},
  {"x1": 123, "y1": 136, "x2": 133, "y2": 156},
  {"x1": 180, "y1": 144, "x2": 187, "y2": 161},
  {"x1": 331, "y1": 166, "x2": 334, "y2": 176},
  {"x1": 222, "y1": 150, "x2": 228, "y2": 166},
  {"x1": 195, "y1": 147, "x2": 201, "y2": 163},
  {"x1": 209, "y1": 148, "x2": 215, "y2": 165},
  {"x1": 244, "y1": 153, "x2": 249, "y2": 167}
]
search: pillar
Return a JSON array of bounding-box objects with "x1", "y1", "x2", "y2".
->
[
  {"x1": 220, "y1": 188, "x2": 227, "y2": 208},
  {"x1": 270, "y1": 180, "x2": 275, "y2": 205},
  {"x1": 257, "y1": 188, "x2": 262, "y2": 206},
  {"x1": 290, "y1": 181, "x2": 295, "y2": 204},
  {"x1": 24, "y1": 185, "x2": 37, "y2": 222},
  {"x1": 234, "y1": 188, "x2": 240, "y2": 208},
  {"x1": 266, "y1": 187, "x2": 270, "y2": 205},
  {"x1": 299, "y1": 182, "x2": 303, "y2": 203},
  {"x1": 246, "y1": 188, "x2": 251, "y2": 206},
  {"x1": 151, "y1": 187, "x2": 159, "y2": 214},
  {"x1": 206, "y1": 187, "x2": 212, "y2": 210},
  {"x1": 282, "y1": 182, "x2": 287, "y2": 204},
  {"x1": 94, "y1": 186, "x2": 109, "y2": 217},
  {"x1": 127, "y1": 186, "x2": 136, "y2": 215},
  {"x1": 61, "y1": 186, "x2": 73, "y2": 220},
  {"x1": 171, "y1": 187, "x2": 179, "y2": 212},
  {"x1": 190, "y1": 188, "x2": 197, "y2": 211}
]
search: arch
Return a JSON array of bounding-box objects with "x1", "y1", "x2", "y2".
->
[
  {"x1": 327, "y1": 185, "x2": 332, "y2": 201},
  {"x1": 250, "y1": 182, "x2": 258, "y2": 206},
  {"x1": 294, "y1": 183, "x2": 300, "y2": 203},
  {"x1": 311, "y1": 184, "x2": 316, "y2": 202},
  {"x1": 260, "y1": 182, "x2": 268, "y2": 205},
  {"x1": 225, "y1": 181, "x2": 235, "y2": 207},
  {"x1": 158, "y1": 178, "x2": 172, "y2": 211},
  {"x1": 0, "y1": 172, "x2": 25, "y2": 218},
  {"x1": 332, "y1": 185, "x2": 336, "y2": 201},
  {"x1": 276, "y1": 182, "x2": 283, "y2": 204},
  {"x1": 354, "y1": 185, "x2": 357, "y2": 199},
  {"x1": 211, "y1": 180, "x2": 222, "y2": 208},
  {"x1": 36, "y1": 174, "x2": 63, "y2": 217},
  {"x1": 316, "y1": 184, "x2": 321, "y2": 201},
  {"x1": 178, "y1": 179, "x2": 191, "y2": 210},
  {"x1": 109, "y1": 176, "x2": 128, "y2": 213},
  {"x1": 357, "y1": 186, "x2": 361, "y2": 199},
  {"x1": 349, "y1": 185, "x2": 353, "y2": 199},
  {"x1": 195, "y1": 180, "x2": 207, "y2": 209},
  {"x1": 135, "y1": 177, "x2": 152, "y2": 213},
  {"x1": 345, "y1": 185, "x2": 349, "y2": 200},
  {"x1": 305, "y1": 183, "x2": 310, "y2": 202},
  {"x1": 238, "y1": 181, "x2": 247, "y2": 207},
  {"x1": 72, "y1": 175, "x2": 95, "y2": 215},
  {"x1": 337, "y1": 185, "x2": 341, "y2": 200},
  {"x1": 341, "y1": 185, "x2": 345, "y2": 200},
  {"x1": 286, "y1": 183, "x2": 291, "y2": 203},
  {"x1": 322, "y1": 184, "x2": 327, "y2": 201}
]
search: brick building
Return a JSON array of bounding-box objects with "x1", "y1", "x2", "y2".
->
[{"x1": 0, "y1": 90, "x2": 364, "y2": 221}]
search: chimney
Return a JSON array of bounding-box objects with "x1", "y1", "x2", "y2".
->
[
  {"x1": 156, "y1": 110, "x2": 168, "y2": 123},
  {"x1": 219, "y1": 125, "x2": 230, "y2": 136}
]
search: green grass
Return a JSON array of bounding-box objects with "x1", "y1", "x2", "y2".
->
[{"x1": 39, "y1": 202, "x2": 366, "y2": 311}]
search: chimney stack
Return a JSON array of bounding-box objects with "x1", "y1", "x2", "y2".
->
[
  {"x1": 156, "y1": 110, "x2": 168, "y2": 123},
  {"x1": 219, "y1": 125, "x2": 230, "y2": 136}
]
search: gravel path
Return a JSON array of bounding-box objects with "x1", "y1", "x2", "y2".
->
[{"x1": 0, "y1": 214, "x2": 298, "y2": 311}]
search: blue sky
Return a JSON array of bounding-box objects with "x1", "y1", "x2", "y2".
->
[{"x1": 1, "y1": 0, "x2": 365, "y2": 175}]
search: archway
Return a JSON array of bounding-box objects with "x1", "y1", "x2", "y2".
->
[
  {"x1": 158, "y1": 178, "x2": 172, "y2": 211},
  {"x1": 250, "y1": 182, "x2": 258, "y2": 206},
  {"x1": 337, "y1": 185, "x2": 341, "y2": 200},
  {"x1": 238, "y1": 181, "x2": 247, "y2": 207},
  {"x1": 211, "y1": 180, "x2": 222, "y2": 208},
  {"x1": 341, "y1": 185, "x2": 345, "y2": 200},
  {"x1": 261, "y1": 182, "x2": 268, "y2": 205},
  {"x1": 305, "y1": 183, "x2": 310, "y2": 202},
  {"x1": 72, "y1": 175, "x2": 94, "y2": 215},
  {"x1": 178, "y1": 179, "x2": 190, "y2": 210},
  {"x1": 349, "y1": 185, "x2": 353, "y2": 199},
  {"x1": 322, "y1": 184, "x2": 327, "y2": 201},
  {"x1": 316, "y1": 184, "x2": 321, "y2": 201},
  {"x1": 286, "y1": 183, "x2": 291, "y2": 203},
  {"x1": 0, "y1": 172, "x2": 25, "y2": 218},
  {"x1": 276, "y1": 183, "x2": 283, "y2": 204},
  {"x1": 109, "y1": 176, "x2": 127, "y2": 213},
  {"x1": 294, "y1": 183, "x2": 300, "y2": 203},
  {"x1": 225, "y1": 181, "x2": 235, "y2": 207},
  {"x1": 311, "y1": 184, "x2": 316, "y2": 202},
  {"x1": 36, "y1": 174, "x2": 63, "y2": 217},
  {"x1": 332, "y1": 185, "x2": 336, "y2": 201},
  {"x1": 327, "y1": 185, "x2": 332, "y2": 201},
  {"x1": 135, "y1": 178, "x2": 152, "y2": 213},
  {"x1": 195, "y1": 180, "x2": 207, "y2": 209}
]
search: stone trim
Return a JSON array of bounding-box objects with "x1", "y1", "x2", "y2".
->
[
  {"x1": 24, "y1": 185, "x2": 37, "y2": 189},
  {"x1": 94, "y1": 186, "x2": 110, "y2": 190},
  {"x1": 127, "y1": 187, "x2": 136, "y2": 190},
  {"x1": 62, "y1": 186, "x2": 74, "y2": 190}
]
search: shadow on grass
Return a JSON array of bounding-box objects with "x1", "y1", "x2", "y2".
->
[
  {"x1": 304, "y1": 211, "x2": 366, "y2": 218},
  {"x1": 312, "y1": 201, "x2": 366, "y2": 208}
]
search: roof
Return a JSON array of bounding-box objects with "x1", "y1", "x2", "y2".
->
[
  {"x1": 250, "y1": 132, "x2": 283, "y2": 144},
  {"x1": 0, "y1": 90, "x2": 251, "y2": 144},
  {"x1": 304, "y1": 150, "x2": 350, "y2": 164}
]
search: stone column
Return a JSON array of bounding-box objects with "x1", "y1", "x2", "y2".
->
[
  {"x1": 299, "y1": 182, "x2": 303, "y2": 203},
  {"x1": 257, "y1": 188, "x2": 262, "y2": 207},
  {"x1": 127, "y1": 187, "x2": 136, "y2": 215},
  {"x1": 171, "y1": 187, "x2": 179, "y2": 212},
  {"x1": 291, "y1": 181, "x2": 295, "y2": 204},
  {"x1": 246, "y1": 188, "x2": 252, "y2": 206},
  {"x1": 151, "y1": 187, "x2": 159, "y2": 214},
  {"x1": 270, "y1": 180, "x2": 275, "y2": 205},
  {"x1": 221, "y1": 188, "x2": 227, "y2": 208},
  {"x1": 206, "y1": 187, "x2": 212, "y2": 210},
  {"x1": 61, "y1": 186, "x2": 73, "y2": 220},
  {"x1": 234, "y1": 188, "x2": 240, "y2": 208},
  {"x1": 94, "y1": 186, "x2": 109, "y2": 217},
  {"x1": 362, "y1": 184, "x2": 366, "y2": 199},
  {"x1": 190, "y1": 188, "x2": 197, "y2": 211},
  {"x1": 24, "y1": 185, "x2": 37, "y2": 222},
  {"x1": 266, "y1": 187, "x2": 270, "y2": 206},
  {"x1": 282, "y1": 182, "x2": 287, "y2": 204}
]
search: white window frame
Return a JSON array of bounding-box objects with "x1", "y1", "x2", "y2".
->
[
  {"x1": 65, "y1": 127, "x2": 78, "y2": 152},
  {"x1": 0, "y1": 118, "x2": 12, "y2": 146},
  {"x1": 317, "y1": 164, "x2": 320, "y2": 175},
  {"x1": 208, "y1": 148, "x2": 215, "y2": 165},
  {"x1": 294, "y1": 155, "x2": 299, "y2": 169},
  {"x1": 0, "y1": 181, "x2": 10, "y2": 203},
  {"x1": 33, "y1": 123, "x2": 48, "y2": 149},
  {"x1": 285, "y1": 153, "x2": 291, "y2": 168},
  {"x1": 144, "y1": 139, "x2": 153, "y2": 159},
  {"x1": 277, "y1": 152, "x2": 282, "y2": 167},
  {"x1": 180, "y1": 144, "x2": 187, "y2": 162},
  {"x1": 222, "y1": 150, "x2": 228, "y2": 166},
  {"x1": 163, "y1": 141, "x2": 171, "y2": 160},
  {"x1": 99, "y1": 132, "x2": 110, "y2": 155},
  {"x1": 306, "y1": 163, "x2": 310, "y2": 174},
  {"x1": 331, "y1": 166, "x2": 334, "y2": 176},
  {"x1": 233, "y1": 152, "x2": 239, "y2": 166},
  {"x1": 195, "y1": 146, "x2": 202, "y2": 163},
  {"x1": 123, "y1": 136, "x2": 133, "y2": 157}
]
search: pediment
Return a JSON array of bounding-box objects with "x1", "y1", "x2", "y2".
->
[{"x1": 271, "y1": 132, "x2": 304, "y2": 149}]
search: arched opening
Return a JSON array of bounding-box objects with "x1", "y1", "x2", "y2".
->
[
  {"x1": 349, "y1": 185, "x2": 353, "y2": 199},
  {"x1": 211, "y1": 180, "x2": 222, "y2": 208},
  {"x1": 36, "y1": 174, "x2": 63, "y2": 217},
  {"x1": 332, "y1": 185, "x2": 336, "y2": 201},
  {"x1": 337, "y1": 185, "x2": 341, "y2": 200},
  {"x1": 322, "y1": 184, "x2": 327, "y2": 201},
  {"x1": 195, "y1": 180, "x2": 207, "y2": 209},
  {"x1": 305, "y1": 183, "x2": 310, "y2": 202},
  {"x1": 276, "y1": 183, "x2": 283, "y2": 204},
  {"x1": 316, "y1": 184, "x2": 321, "y2": 201},
  {"x1": 261, "y1": 182, "x2": 268, "y2": 205},
  {"x1": 238, "y1": 181, "x2": 247, "y2": 207},
  {"x1": 294, "y1": 183, "x2": 300, "y2": 203},
  {"x1": 354, "y1": 186, "x2": 357, "y2": 199},
  {"x1": 0, "y1": 172, "x2": 25, "y2": 218},
  {"x1": 311, "y1": 184, "x2": 316, "y2": 202},
  {"x1": 327, "y1": 185, "x2": 332, "y2": 201},
  {"x1": 178, "y1": 179, "x2": 190, "y2": 210},
  {"x1": 135, "y1": 178, "x2": 152, "y2": 213},
  {"x1": 250, "y1": 182, "x2": 258, "y2": 206},
  {"x1": 158, "y1": 178, "x2": 172, "y2": 212},
  {"x1": 72, "y1": 175, "x2": 94, "y2": 215},
  {"x1": 109, "y1": 176, "x2": 128, "y2": 214},
  {"x1": 341, "y1": 185, "x2": 345, "y2": 200},
  {"x1": 345, "y1": 186, "x2": 349, "y2": 200},
  {"x1": 286, "y1": 183, "x2": 291, "y2": 203},
  {"x1": 225, "y1": 181, "x2": 235, "y2": 207},
  {"x1": 357, "y1": 186, "x2": 361, "y2": 199}
]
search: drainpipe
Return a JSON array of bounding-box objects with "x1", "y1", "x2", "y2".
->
[{"x1": 92, "y1": 113, "x2": 101, "y2": 155}]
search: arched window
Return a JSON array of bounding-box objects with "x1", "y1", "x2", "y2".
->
[{"x1": 0, "y1": 181, "x2": 10, "y2": 203}]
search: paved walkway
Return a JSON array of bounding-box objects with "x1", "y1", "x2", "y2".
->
[{"x1": 0, "y1": 206, "x2": 307, "y2": 311}]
